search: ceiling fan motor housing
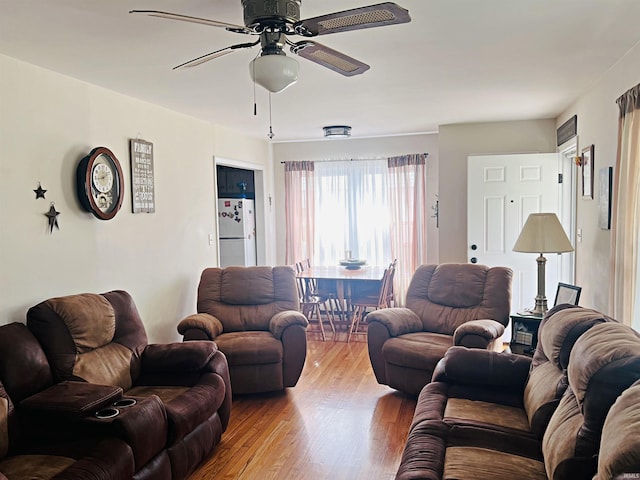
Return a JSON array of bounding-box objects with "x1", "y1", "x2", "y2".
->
[{"x1": 242, "y1": 0, "x2": 301, "y2": 28}]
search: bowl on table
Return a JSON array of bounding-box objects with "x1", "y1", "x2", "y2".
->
[{"x1": 339, "y1": 259, "x2": 367, "y2": 270}]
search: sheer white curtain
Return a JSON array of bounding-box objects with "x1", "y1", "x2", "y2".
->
[
  {"x1": 284, "y1": 154, "x2": 428, "y2": 306},
  {"x1": 284, "y1": 161, "x2": 315, "y2": 265},
  {"x1": 388, "y1": 154, "x2": 428, "y2": 305},
  {"x1": 313, "y1": 159, "x2": 391, "y2": 267},
  {"x1": 611, "y1": 84, "x2": 640, "y2": 329}
]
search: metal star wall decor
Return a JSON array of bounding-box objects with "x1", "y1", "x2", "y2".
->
[
  {"x1": 45, "y1": 202, "x2": 60, "y2": 233},
  {"x1": 33, "y1": 182, "x2": 47, "y2": 199}
]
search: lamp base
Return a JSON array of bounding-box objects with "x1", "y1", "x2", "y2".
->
[{"x1": 528, "y1": 295, "x2": 548, "y2": 317}]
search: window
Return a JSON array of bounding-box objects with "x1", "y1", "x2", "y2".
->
[{"x1": 314, "y1": 160, "x2": 391, "y2": 266}]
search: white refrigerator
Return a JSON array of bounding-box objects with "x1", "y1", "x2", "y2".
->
[{"x1": 217, "y1": 198, "x2": 257, "y2": 267}]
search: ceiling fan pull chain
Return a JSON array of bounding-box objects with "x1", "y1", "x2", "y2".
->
[
  {"x1": 268, "y1": 93, "x2": 275, "y2": 140},
  {"x1": 252, "y1": 56, "x2": 257, "y2": 116}
]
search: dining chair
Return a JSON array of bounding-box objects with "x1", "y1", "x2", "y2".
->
[
  {"x1": 347, "y1": 260, "x2": 397, "y2": 343},
  {"x1": 296, "y1": 260, "x2": 336, "y2": 341}
]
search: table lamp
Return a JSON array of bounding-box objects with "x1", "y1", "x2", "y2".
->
[{"x1": 513, "y1": 213, "x2": 574, "y2": 316}]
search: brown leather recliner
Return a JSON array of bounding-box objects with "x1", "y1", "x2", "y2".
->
[
  {"x1": 0, "y1": 322, "x2": 169, "y2": 479},
  {"x1": 367, "y1": 263, "x2": 512, "y2": 396},
  {"x1": 26, "y1": 290, "x2": 232, "y2": 480},
  {"x1": 177, "y1": 266, "x2": 309, "y2": 394}
]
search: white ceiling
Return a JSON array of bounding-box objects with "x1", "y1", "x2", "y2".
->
[{"x1": 2, "y1": 1, "x2": 640, "y2": 142}]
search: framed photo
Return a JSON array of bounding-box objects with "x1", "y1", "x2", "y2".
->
[
  {"x1": 554, "y1": 283, "x2": 582, "y2": 307},
  {"x1": 582, "y1": 144, "x2": 595, "y2": 199},
  {"x1": 598, "y1": 166, "x2": 613, "y2": 229}
]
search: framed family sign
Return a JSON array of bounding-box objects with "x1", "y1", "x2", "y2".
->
[
  {"x1": 582, "y1": 144, "x2": 595, "y2": 199},
  {"x1": 129, "y1": 139, "x2": 155, "y2": 213}
]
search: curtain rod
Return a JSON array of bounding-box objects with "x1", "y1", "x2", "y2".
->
[{"x1": 280, "y1": 153, "x2": 428, "y2": 164}]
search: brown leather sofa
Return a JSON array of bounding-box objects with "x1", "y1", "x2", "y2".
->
[
  {"x1": 177, "y1": 266, "x2": 309, "y2": 394},
  {"x1": 26, "y1": 290, "x2": 232, "y2": 480},
  {"x1": 367, "y1": 263, "x2": 512, "y2": 396},
  {"x1": 0, "y1": 322, "x2": 169, "y2": 479},
  {"x1": 395, "y1": 305, "x2": 640, "y2": 480}
]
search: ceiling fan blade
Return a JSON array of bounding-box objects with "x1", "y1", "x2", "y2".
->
[
  {"x1": 173, "y1": 41, "x2": 259, "y2": 70},
  {"x1": 129, "y1": 10, "x2": 251, "y2": 34},
  {"x1": 296, "y1": 2, "x2": 410, "y2": 36},
  {"x1": 291, "y1": 41, "x2": 369, "y2": 77}
]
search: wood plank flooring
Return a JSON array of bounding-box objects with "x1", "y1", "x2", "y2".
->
[{"x1": 189, "y1": 333, "x2": 417, "y2": 480}]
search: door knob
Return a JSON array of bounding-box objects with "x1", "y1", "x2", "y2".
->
[
  {"x1": 470, "y1": 244, "x2": 478, "y2": 250},
  {"x1": 470, "y1": 257, "x2": 478, "y2": 264}
]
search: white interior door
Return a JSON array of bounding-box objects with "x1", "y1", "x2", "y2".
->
[{"x1": 467, "y1": 154, "x2": 564, "y2": 320}]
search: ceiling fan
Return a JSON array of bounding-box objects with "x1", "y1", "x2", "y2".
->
[{"x1": 130, "y1": 1, "x2": 411, "y2": 93}]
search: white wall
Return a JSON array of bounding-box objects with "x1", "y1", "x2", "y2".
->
[
  {"x1": 556, "y1": 40, "x2": 640, "y2": 315},
  {"x1": 271, "y1": 133, "x2": 439, "y2": 266},
  {"x1": 437, "y1": 120, "x2": 558, "y2": 263},
  {"x1": 0, "y1": 55, "x2": 270, "y2": 342}
]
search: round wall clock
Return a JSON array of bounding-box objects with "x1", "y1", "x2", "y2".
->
[{"x1": 76, "y1": 146, "x2": 124, "y2": 220}]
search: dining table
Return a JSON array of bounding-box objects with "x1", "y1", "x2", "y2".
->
[{"x1": 296, "y1": 264, "x2": 387, "y2": 315}]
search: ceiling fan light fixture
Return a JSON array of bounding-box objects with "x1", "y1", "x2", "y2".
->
[
  {"x1": 249, "y1": 53, "x2": 299, "y2": 93},
  {"x1": 323, "y1": 125, "x2": 352, "y2": 138}
]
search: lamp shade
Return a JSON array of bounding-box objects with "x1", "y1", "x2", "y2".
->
[
  {"x1": 249, "y1": 53, "x2": 299, "y2": 93},
  {"x1": 513, "y1": 213, "x2": 574, "y2": 254}
]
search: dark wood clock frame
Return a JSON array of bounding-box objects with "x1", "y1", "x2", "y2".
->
[{"x1": 76, "y1": 146, "x2": 125, "y2": 220}]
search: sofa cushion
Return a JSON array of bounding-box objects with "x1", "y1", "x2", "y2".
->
[
  {"x1": 535, "y1": 305, "x2": 612, "y2": 370},
  {"x1": 522, "y1": 305, "x2": 614, "y2": 439},
  {"x1": 196, "y1": 267, "x2": 300, "y2": 333},
  {"x1": 48, "y1": 293, "x2": 115, "y2": 353},
  {"x1": 442, "y1": 447, "x2": 547, "y2": 480},
  {"x1": 382, "y1": 332, "x2": 452, "y2": 370},
  {"x1": 406, "y1": 264, "x2": 512, "y2": 335},
  {"x1": 596, "y1": 381, "x2": 640, "y2": 479},
  {"x1": 215, "y1": 331, "x2": 283, "y2": 366},
  {"x1": 0, "y1": 455, "x2": 77, "y2": 479},
  {"x1": 444, "y1": 398, "x2": 530, "y2": 432},
  {"x1": 426, "y1": 266, "x2": 488, "y2": 308},
  {"x1": 0, "y1": 324, "x2": 54, "y2": 404},
  {"x1": 443, "y1": 447, "x2": 547, "y2": 480},
  {"x1": 541, "y1": 388, "x2": 588, "y2": 478},
  {"x1": 568, "y1": 322, "x2": 640, "y2": 406},
  {"x1": 129, "y1": 373, "x2": 225, "y2": 444},
  {"x1": 74, "y1": 343, "x2": 134, "y2": 390},
  {"x1": 522, "y1": 361, "x2": 564, "y2": 436}
]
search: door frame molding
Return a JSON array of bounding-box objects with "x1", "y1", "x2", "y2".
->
[{"x1": 558, "y1": 136, "x2": 579, "y2": 283}]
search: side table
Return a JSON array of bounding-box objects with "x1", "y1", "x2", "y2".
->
[{"x1": 509, "y1": 313, "x2": 543, "y2": 356}]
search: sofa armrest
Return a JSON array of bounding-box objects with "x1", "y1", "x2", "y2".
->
[
  {"x1": 142, "y1": 341, "x2": 218, "y2": 374},
  {"x1": 76, "y1": 394, "x2": 168, "y2": 471},
  {"x1": 177, "y1": 313, "x2": 223, "y2": 340},
  {"x1": 101, "y1": 395, "x2": 167, "y2": 470},
  {"x1": 269, "y1": 310, "x2": 309, "y2": 339},
  {"x1": 432, "y1": 346, "x2": 531, "y2": 393},
  {"x1": 453, "y1": 319, "x2": 505, "y2": 348},
  {"x1": 366, "y1": 308, "x2": 423, "y2": 337},
  {"x1": 22, "y1": 387, "x2": 166, "y2": 471}
]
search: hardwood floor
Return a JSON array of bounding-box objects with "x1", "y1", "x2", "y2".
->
[{"x1": 189, "y1": 333, "x2": 417, "y2": 480}]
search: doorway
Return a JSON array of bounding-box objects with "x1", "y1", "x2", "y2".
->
[{"x1": 214, "y1": 157, "x2": 267, "y2": 266}]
